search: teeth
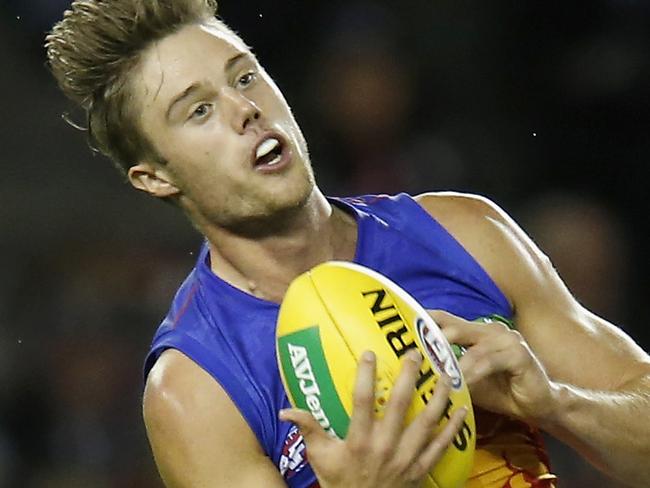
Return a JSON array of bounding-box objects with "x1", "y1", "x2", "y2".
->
[
  {"x1": 267, "y1": 154, "x2": 282, "y2": 166},
  {"x1": 256, "y1": 138, "x2": 280, "y2": 159}
]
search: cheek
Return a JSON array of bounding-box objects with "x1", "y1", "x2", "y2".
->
[
  {"x1": 160, "y1": 126, "x2": 233, "y2": 169},
  {"x1": 257, "y1": 75, "x2": 291, "y2": 114},
  {"x1": 171, "y1": 144, "x2": 245, "y2": 196}
]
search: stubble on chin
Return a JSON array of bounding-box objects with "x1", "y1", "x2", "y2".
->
[
  {"x1": 226, "y1": 176, "x2": 317, "y2": 238},
  {"x1": 205, "y1": 168, "x2": 317, "y2": 239}
]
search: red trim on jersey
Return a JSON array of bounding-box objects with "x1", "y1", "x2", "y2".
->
[{"x1": 172, "y1": 282, "x2": 199, "y2": 329}]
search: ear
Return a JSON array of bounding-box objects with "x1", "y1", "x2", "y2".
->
[{"x1": 127, "y1": 162, "x2": 180, "y2": 198}]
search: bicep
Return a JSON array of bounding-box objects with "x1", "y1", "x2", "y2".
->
[
  {"x1": 143, "y1": 349, "x2": 287, "y2": 488},
  {"x1": 472, "y1": 198, "x2": 650, "y2": 390},
  {"x1": 509, "y1": 251, "x2": 650, "y2": 390}
]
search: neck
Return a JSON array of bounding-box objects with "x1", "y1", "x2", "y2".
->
[{"x1": 205, "y1": 191, "x2": 357, "y2": 302}]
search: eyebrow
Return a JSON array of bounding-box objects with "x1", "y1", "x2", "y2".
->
[
  {"x1": 165, "y1": 52, "x2": 253, "y2": 122},
  {"x1": 165, "y1": 83, "x2": 202, "y2": 121},
  {"x1": 225, "y1": 51, "x2": 250, "y2": 71}
]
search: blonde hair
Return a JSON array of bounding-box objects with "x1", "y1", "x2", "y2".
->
[{"x1": 46, "y1": 0, "x2": 219, "y2": 174}]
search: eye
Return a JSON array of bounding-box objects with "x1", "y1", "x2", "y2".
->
[
  {"x1": 237, "y1": 71, "x2": 257, "y2": 89},
  {"x1": 190, "y1": 103, "x2": 213, "y2": 120}
]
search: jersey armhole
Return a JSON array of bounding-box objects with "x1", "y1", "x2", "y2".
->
[
  {"x1": 407, "y1": 193, "x2": 513, "y2": 317},
  {"x1": 367, "y1": 192, "x2": 513, "y2": 319}
]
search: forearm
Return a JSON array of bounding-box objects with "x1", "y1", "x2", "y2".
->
[{"x1": 541, "y1": 374, "x2": 650, "y2": 487}]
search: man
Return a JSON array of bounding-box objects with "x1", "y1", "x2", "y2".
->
[{"x1": 46, "y1": 1, "x2": 650, "y2": 487}]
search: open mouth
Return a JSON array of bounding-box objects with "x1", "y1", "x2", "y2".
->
[{"x1": 253, "y1": 135, "x2": 285, "y2": 168}]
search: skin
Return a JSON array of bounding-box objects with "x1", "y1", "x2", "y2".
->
[{"x1": 132, "y1": 18, "x2": 650, "y2": 488}]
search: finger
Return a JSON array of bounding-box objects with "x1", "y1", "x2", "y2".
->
[
  {"x1": 396, "y1": 375, "x2": 453, "y2": 461},
  {"x1": 279, "y1": 408, "x2": 332, "y2": 452},
  {"x1": 460, "y1": 342, "x2": 529, "y2": 385},
  {"x1": 410, "y1": 406, "x2": 468, "y2": 479},
  {"x1": 380, "y1": 349, "x2": 422, "y2": 440},
  {"x1": 428, "y1": 310, "x2": 485, "y2": 346},
  {"x1": 346, "y1": 350, "x2": 377, "y2": 445},
  {"x1": 435, "y1": 310, "x2": 517, "y2": 351},
  {"x1": 456, "y1": 327, "x2": 528, "y2": 382}
]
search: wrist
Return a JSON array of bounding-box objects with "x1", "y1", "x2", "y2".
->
[{"x1": 534, "y1": 381, "x2": 574, "y2": 432}]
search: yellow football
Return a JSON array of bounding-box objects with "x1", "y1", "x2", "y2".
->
[{"x1": 276, "y1": 261, "x2": 475, "y2": 488}]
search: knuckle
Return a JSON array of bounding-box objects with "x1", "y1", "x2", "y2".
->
[
  {"x1": 405, "y1": 460, "x2": 427, "y2": 481},
  {"x1": 388, "y1": 392, "x2": 411, "y2": 412},
  {"x1": 373, "y1": 440, "x2": 395, "y2": 462},
  {"x1": 489, "y1": 327, "x2": 509, "y2": 342},
  {"x1": 514, "y1": 343, "x2": 533, "y2": 364},
  {"x1": 431, "y1": 382, "x2": 451, "y2": 405},
  {"x1": 506, "y1": 329, "x2": 523, "y2": 345},
  {"x1": 422, "y1": 403, "x2": 443, "y2": 426},
  {"x1": 295, "y1": 417, "x2": 315, "y2": 435},
  {"x1": 347, "y1": 436, "x2": 369, "y2": 456},
  {"x1": 353, "y1": 389, "x2": 374, "y2": 409},
  {"x1": 474, "y1": 356, "x2": 492, "y2": 376},
  {"x1": 489, "y1": 318, "x2": 510, "y2": 331},
  {"x1": 465, "y1": 347, "x2": 485, "y2": 364},
  {"x1": 289, "y1": 409, "x2": 307, "y2": 424},
  {"x1": 386, "y1": 453, "x2": 411, "y2": 476}
]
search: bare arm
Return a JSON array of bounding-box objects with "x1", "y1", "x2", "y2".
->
[
  {"x1": 416, "y1": 192, "x2": 650, "y2": 487},
  {"x1": 143, "y1": 349, "x2": 287, "y2": 487}
]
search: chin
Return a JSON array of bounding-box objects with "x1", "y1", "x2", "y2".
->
[
  {"x1": 192, "y1": 162, "x2": 317, "y2": 237},
  {"x1": 207, "y1": 184, "x2": 314, "y2": 239},
  {"x1": 267, "y1": 162, "x2": 316, "y2": 209}
]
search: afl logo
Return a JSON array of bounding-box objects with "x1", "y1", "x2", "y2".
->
[{"x1": 416, "y1": 318, "x2": 463, "y2": 390}]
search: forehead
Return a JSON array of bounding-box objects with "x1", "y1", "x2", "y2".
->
[{"x1": 135, "y1": 20, "x2": 251, "y2": 108}]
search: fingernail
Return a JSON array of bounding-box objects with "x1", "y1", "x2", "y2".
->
[
  {"x1": 407, "y1": 349, "x2": 422, "y2": 363},
  {"x1": 361, "y1": 350, "x2": 375, "y2": 362},
  {"x1": 279, "y1": 409, "x2": 289, "y2": 420}
]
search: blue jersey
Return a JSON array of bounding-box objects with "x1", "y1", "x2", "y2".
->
[{"x1": 144, "y1": 193, "x2": 554, "y2": 488}]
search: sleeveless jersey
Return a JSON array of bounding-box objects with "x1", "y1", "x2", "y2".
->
[{"x1": 144, "y1": 193, "x2": 556, "y2": 488}]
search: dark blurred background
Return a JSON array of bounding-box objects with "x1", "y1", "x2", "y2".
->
[{"x1": 1, "y1": 1, "x2": 648, "y2": 486}]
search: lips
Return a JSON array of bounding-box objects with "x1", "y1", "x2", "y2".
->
[{"x1": 251, "y1": 131, "x2": 291, "y2": 172}]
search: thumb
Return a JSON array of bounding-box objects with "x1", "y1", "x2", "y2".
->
[{"x1": 279, "y1": 408, "x2": 332, "y2": 450}]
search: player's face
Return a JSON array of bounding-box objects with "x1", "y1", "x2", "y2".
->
[{"x1": 132, "y1": 20, "x2": 315, "y2": 233}]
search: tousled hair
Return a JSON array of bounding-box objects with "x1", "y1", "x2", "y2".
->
[{"x1": 46, "y1": 0, "x2": 219, "y2": 175}]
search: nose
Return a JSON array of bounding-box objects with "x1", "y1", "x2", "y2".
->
[{"x1": 222, "y1": 87, "x2": 261, "y2": 134}]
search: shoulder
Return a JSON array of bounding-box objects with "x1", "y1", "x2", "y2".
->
[
  {"x1": 144, "y1": 349, "x2": 283, "y2": 486},
  {"x1": 144, "y1": 349, "x2": 257, "y2": 449},
  {"x1": 414, "y1": 191, "x2": 514, "y2": 232},
  {"x1": 413, "y1": 191, "x2": 535, "y2": 267},
  {"x1": 144, "y1": 349, "x2": 226, "y2": 418}
]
